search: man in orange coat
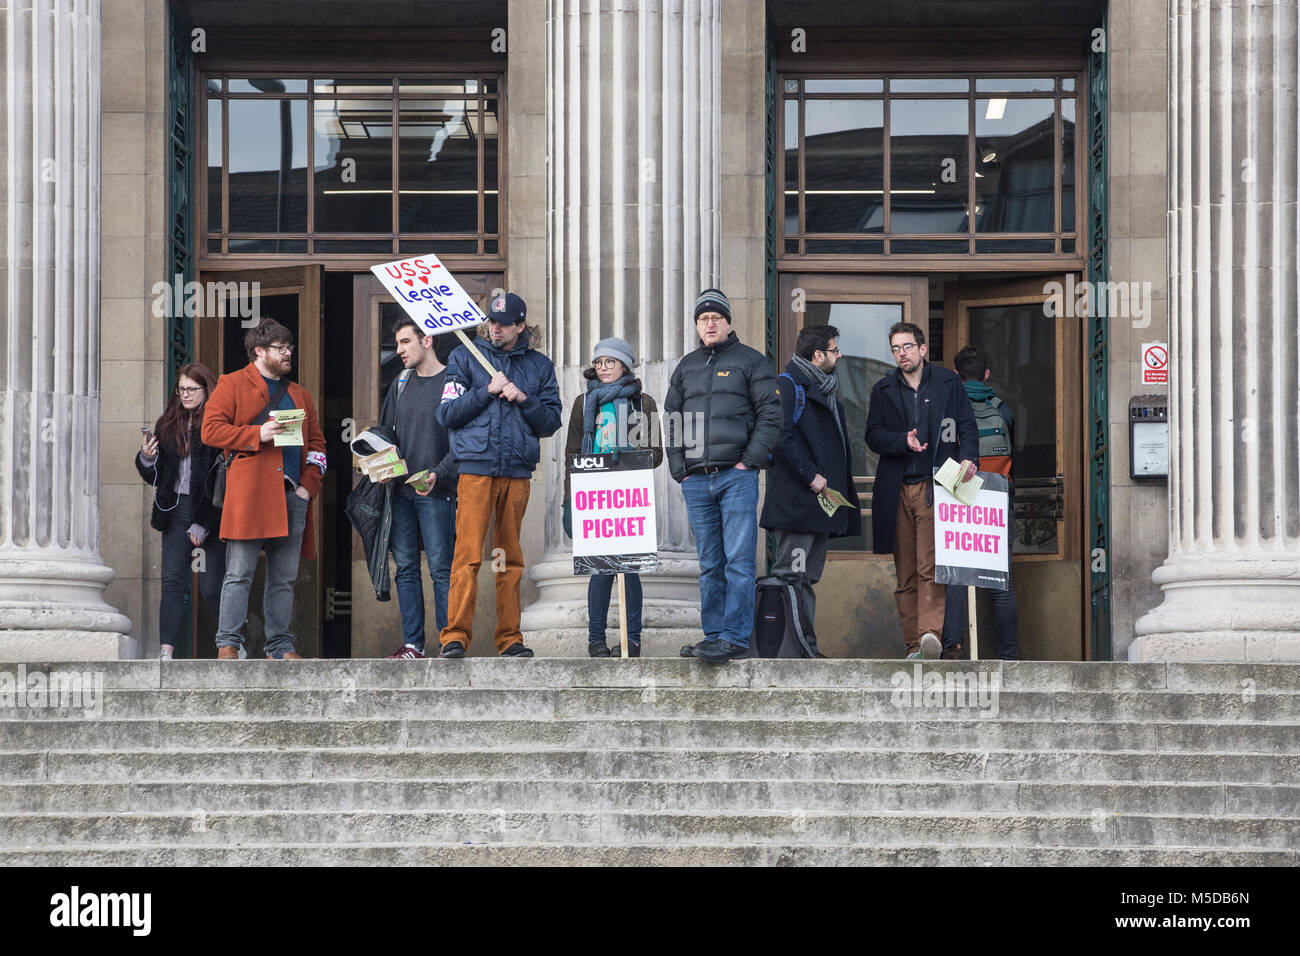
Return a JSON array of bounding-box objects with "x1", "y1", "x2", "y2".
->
[{"x1": 202, "y1": 319, "x2": 327, "y2": 660}]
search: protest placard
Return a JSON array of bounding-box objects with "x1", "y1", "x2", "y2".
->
[
  {"x1": 370, "y1": 252, "x2": 496, "y2": 374},
  {"x1": 933, "y1": 469, "x2": 1010, "y2": 592},
  {"x1": 569, "y1": 450, "x2": 658, "y2": 576}
]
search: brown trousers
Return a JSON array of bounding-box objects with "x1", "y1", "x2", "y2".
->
[
  {"x1": 440, "y1": 474, "x2": 531, "y2": 654},
  {"x1": 894, "y1": 481, "x2": 945, "y2": 653}
]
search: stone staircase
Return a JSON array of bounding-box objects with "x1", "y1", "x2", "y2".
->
[{"x1": 0, "y1": 659, "x2": 1296, "y2": 864}]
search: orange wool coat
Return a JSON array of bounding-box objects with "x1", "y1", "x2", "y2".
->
[{"x1": 201, "y1": 362, "x2": 327, "y2": 558}]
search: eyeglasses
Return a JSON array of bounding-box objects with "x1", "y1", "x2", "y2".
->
[
  {"x1": 890, "y1": 342, "x2": 919, "y2": 355},
  {"x1": 592, "y1": 358, "x2": 621, "y2": 370},
  {"x1": 266, "y1": 344, "x2": 294, "y2": 355},
  {"x1": 696, "y1": 316, "x2": 727, "y2": 327},
  {"x1": 175, "y1": 385, "x2": 204, "y2": 396},
  {"x1": 822, "y1": 347, "x2": 842, "y2": 355}
]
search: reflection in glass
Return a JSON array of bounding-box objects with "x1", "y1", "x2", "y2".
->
[
  {"x1": 207, "y1": 98, "x2": 222, "y2": 232},
  {"x1": 967, "y1": 303, "x2": 1057, "y2": 554},
  {"x1": 484, "y1": 99, "x2": 499, "y2": 233},
  {"x1": 227, "y1": 99, "x2": 308, "y2": 233},
  {"x1": 784, "y1": 99, "x2": 799, "y2": 234},
  {"x1": 803, "y1": 301, "x2": 904, "y2": 551},
  {"x1": 313, "y1": 99, "x2": 393, "y2": 233},
  {"x1": 889, "y1": 99, "x2": 967, "y2": 233},
  {"x1": 313, "y1": 79, "x2": 393, "y2": 96},
  {"x1": 399, "y1": 98, "x2": 480, "y2": 234},
  {"x1": 1061, "y1": 100, "x2": 1075, "y2": 232},
  {"x1": 803, "y1": 99, "x2": 884, "y2": 233},
  {"x1": 804, "y1": 239, "x2": 884, "y2": 254},
  {"x1": 891, "y1": 78, "x2": 968, "y2": 93},
  {"x1": 975, "y1": 78, "x2": 1054, "y2": 92},
  {"x1": 975, "y1": 98, "x2": 1054, "y2": 232},
  {"x1": 228, "y1": 79, "x2": 308, "y2": 94},
  {"x1": 805, "y1": 78, "x2": 883, "y2": 93}
]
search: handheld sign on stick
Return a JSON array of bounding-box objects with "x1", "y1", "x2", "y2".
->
[
  {"x1": 570, "y1": 451, "x2": 659, "y2": 656},
  {"x1": 933, "y1": 466, "x2": 1011, "y2": 661},
  {"x1": 370, "y1": 253, "x2": 497, "y2": 376}
]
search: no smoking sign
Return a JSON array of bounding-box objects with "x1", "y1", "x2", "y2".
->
[{"x1": 1141, "y1": 342, "x2": 1168, "y2": 385}]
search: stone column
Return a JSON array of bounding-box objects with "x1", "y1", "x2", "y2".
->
[
  {"x1": 0, "y1": 0, "x2": 133, "y2": 660},
  {"x1": 521, "y1": 0, "x2": 721, "y2": 654},
  {"x1": 1132, "y1": 0, "x2": 1300, "y2": 660}
]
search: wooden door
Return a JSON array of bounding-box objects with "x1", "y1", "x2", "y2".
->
[
  {"x1": 193, "y1": 265, "x2": 325, "y2": 658},
  {"x1": 943, "y1": 275, "x2": 1086, "y2": 660}
]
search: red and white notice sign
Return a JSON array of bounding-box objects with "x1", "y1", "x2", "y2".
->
[{"x1": 1142, "y1": 342, "x2": 1169, "y2": 385}]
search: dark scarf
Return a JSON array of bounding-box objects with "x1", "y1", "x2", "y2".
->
[
  {"x1": 790, "y1": 354, "x2": 838, "y2": 396},
  {"x1": 581, "y1": 374, "x2": 642, "y2": 455}
]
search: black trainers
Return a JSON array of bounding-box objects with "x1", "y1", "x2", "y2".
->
[
  {"x1": 680, "y1": 643, "x2": 697, "y2": 658},
  {"x1": 690, "y1": 638, "x2": 749, "y2": 663},
  {"x1": 941, "y1": 644, "x2": 964, "y2": 661},
  {"x1": 612, "y1": 639, "x2": 641, "y2": 659},
  {"x1": 500, "y1": 643, "x2": 534, "y2": 658},
  {"x1": 588, "y1": 641, "x2": 611, "y2": 658},
  {"x1": 438, "y1": 641, "x2": 466, "y2": 659}
]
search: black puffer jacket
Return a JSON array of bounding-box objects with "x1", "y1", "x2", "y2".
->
[
  {"x1": 664, "y1": 331, "x2": 782, "y2": 481},
  {"x1": 134, "y1": 421, "x2": 222, "y2": 535}
]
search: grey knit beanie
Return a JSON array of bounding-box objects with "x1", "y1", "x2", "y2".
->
[
  {"x1": 592, "y1": 337, "x2": 636, "y2": 370},
  {"x1": 693, "y1": 288, "x2": 731, "y2": 323}
]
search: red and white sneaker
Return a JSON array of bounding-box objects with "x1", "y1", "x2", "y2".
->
[{"x1": 388, "y1": 645, "x2": 424, "y2": 659}]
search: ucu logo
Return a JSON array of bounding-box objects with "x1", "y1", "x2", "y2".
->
[{"x1": 571, "y1": 457, "x2": 606, "y2": 470}]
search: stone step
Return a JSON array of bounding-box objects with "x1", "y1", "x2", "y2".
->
[
  {"x1": 3, "y1": 809, "x2": 1295, "y2": 849},
  {"x1": 9, "y1": 660, "x2": 1300, "y2": 693},
  {"x1": 1, "y1": 842, "x2": 1292, "y2": 866},
  {"x1": 9, "y1": 747, "x2": 1298, "y2": 785},
  {"x1": 3, "y1": 716, "x2": 1296, "y2": 752},
  {"x1": 5, "y1": 687, "x2": 1297, "y2": 721},
  {"x1": 1, "y1": 778, "x2": 1295, "y2": 816}
]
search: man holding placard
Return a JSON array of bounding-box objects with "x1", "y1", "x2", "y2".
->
[
  {"x1": 435, "y1": 294, "x2": 562, "y2": 658},
  {"x1": 865, "y1": 321, "x2": 978, "y2": 660}
]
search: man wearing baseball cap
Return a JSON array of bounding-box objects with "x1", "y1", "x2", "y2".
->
[
  {"x1": 435, "y1": 293, "x2": 563, "y2": 658},
  {"x1": 665, "y1": 288, "x2": 782, "y2": 663}
]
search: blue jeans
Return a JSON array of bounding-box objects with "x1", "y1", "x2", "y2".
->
[
  {"x1": 588, "y1": 573, "x2": 642, "y2": 647},
  {"x1": 389, "y1": 491, "x2": 456, "y2": 651},
  {"x1": 681, "y1": 467, "x2": 759, "y2": 647}
]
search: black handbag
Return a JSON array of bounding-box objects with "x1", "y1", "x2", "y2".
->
[{"x1": 211, "y1": 377, "x2": 291, "y2": 509}]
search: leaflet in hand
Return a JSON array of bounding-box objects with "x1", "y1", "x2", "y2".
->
[
  {"x1": 272, "y1": 408, "x2": 305, "y2": 446},
  {"x1": 817, "y1": 486, "x2": 855, "y2": 517},
  {"x1": 934, "y1": 457, "x2": 983, "y2": 506}
]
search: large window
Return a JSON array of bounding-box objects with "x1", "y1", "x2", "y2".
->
[
  {"x1": 203, "y1": 76, "x2": 501, "y2": 257},
  {"x1": 781, "y1": 75, "x2": 1080, "y2": 258}
]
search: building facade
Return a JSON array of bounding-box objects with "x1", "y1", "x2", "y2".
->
[{"x1": 1, "y1": 0, "x2": 1296, "y2": 662}]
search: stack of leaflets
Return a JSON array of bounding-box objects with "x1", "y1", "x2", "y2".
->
[
  {"x1": 934, "y1": 457, "x2": 983, "y2": 505},
  {"x1": 816, "y1": 486, "x2": 856, "y2": 517},
  {"x1": 405, "y1": 469, "x2": 434, "y2": 494},
  {"x1": 271, "y1": 408, "x2": 305, "y2": 446},
  {"x1": 357, "y1": 447, "x2": 409, "y2": 482}
]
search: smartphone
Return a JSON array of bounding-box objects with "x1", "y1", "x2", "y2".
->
[{"x1": 141, "y1": 426, "x2": 154, "y2": 440}]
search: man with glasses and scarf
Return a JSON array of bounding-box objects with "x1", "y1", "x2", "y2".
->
[
  {"x1": 759, "y1": 324, "x2": 860, "y2": 654},
  {"x1": 865, "y1": 321, "x2": 978, "y2": 660}
]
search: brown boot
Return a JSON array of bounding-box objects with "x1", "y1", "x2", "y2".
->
[{"x1": 217, "y1": 646, "x2": 239, "y2": 660}]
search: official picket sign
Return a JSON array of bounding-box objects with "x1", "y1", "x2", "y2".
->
[
  {"x1": 570, "y1": 450, "x2": 659, "y2": 575},
  {"x1": 933, "y1": 470, "x2": 1010, "y2": 591},
  {"x1": 370, "y1": 253, "x2": 486, "y2": 337}
]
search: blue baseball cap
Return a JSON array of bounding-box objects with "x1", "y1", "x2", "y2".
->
[{"x1": 487, "y1": 292, "x2": 527, "y2": 324}]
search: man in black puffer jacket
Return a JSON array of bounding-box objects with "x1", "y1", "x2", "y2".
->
[{"x1": 666, "y1": 289, "x2": 782, "y2": 663}]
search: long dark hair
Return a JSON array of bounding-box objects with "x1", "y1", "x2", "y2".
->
[{"x1": 155, "y1": 363, "x2": 218, "y2": 458}]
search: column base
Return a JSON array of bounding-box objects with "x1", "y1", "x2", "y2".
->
[
  {"x1": 0, "y1": 552, "x2": 136, "y2": 661},
  {"x1": 522, "y1": 553, "x2": 705, "y2": 656},
  {"x1": 1132, "y1": 555, "x2": 1300, "y2": 661}
]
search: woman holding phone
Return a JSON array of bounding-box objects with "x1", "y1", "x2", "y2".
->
[{"x1": 135, "y1": 363, "x2": 226, "y2": 660}]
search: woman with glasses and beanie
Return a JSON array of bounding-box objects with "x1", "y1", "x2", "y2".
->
[
  {"x1": 562, "y1": 338, "x2": 663, "y2": 656},
  {"x1": 135, "y1": 363, "x2": 227, "y2": 660}
]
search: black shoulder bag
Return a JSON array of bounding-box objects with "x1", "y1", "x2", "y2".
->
[{"x1": 211, "y1": 377, "x2": 291, "y2": 509}]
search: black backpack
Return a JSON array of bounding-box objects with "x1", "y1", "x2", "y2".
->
[{"x1": 747, "y1": 576, "x2": 817, "y2": 659}]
